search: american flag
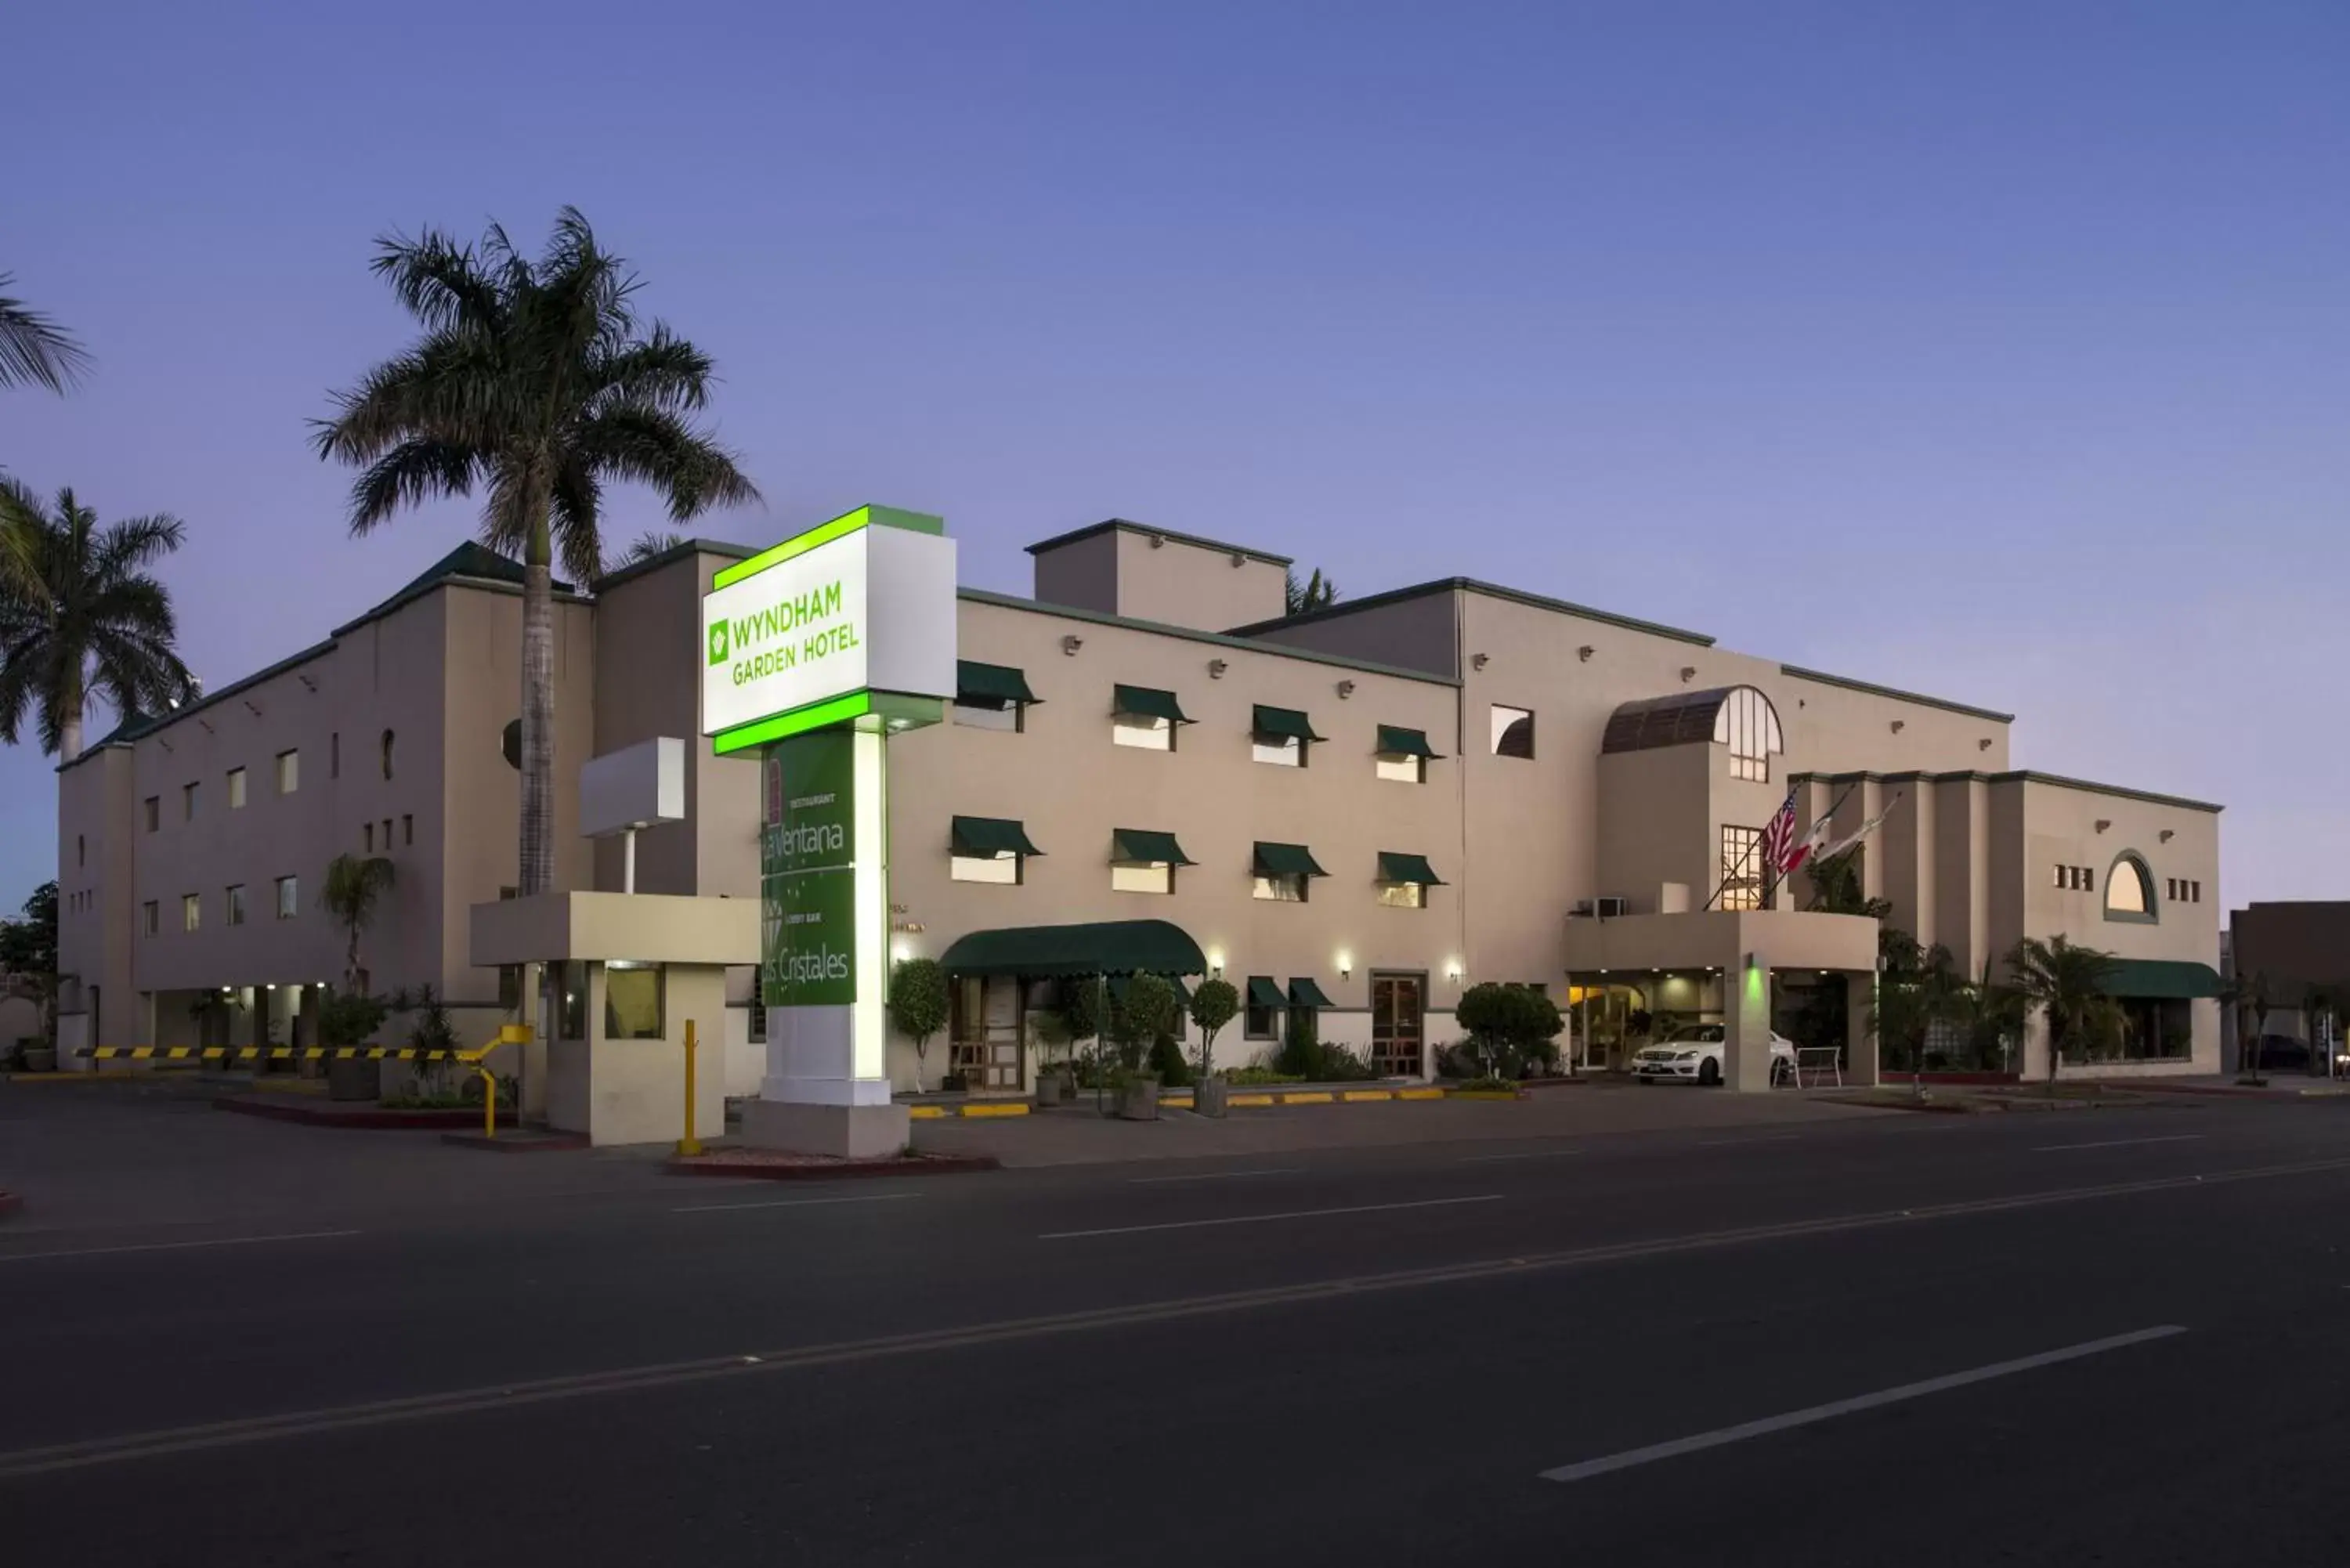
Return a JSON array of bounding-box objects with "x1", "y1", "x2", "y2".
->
[{"x1": 1758, "y1": 787, "x2": 1799, "y2": 876}]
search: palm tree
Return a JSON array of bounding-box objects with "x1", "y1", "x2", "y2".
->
[
  {"x1": 2005, "y1": 934, "x2": 2124, "y2": 1089},
  {"x1": 314, "y1": 208, "x2": 758, "y2": 895},
  {"x1": 613, "y1": 529, "x2": 686, "y2": 572},
  {"x1": 320, "y1": 854, "x2": 396, "y2": 993},
  {"x1": 2218, "y1": 967, "x2": 2273, "y2": 1082},
  {"x1": 0, "y1": 273, "x2": 89, "y2": 393},
  {"x1": 1284, "y1": 567, "x2": 1339, "y2": 616},
  {"x1": 0, "y1": 483, "x2": 199, "y2": 761}
]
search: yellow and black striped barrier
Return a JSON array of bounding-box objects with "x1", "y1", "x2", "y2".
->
[{"x1": 79, "y1": 1046, "x2": 490, "y2": 1064}]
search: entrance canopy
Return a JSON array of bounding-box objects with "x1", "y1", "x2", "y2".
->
[{"x1": 938, "y1": 919, "x2": 1207, "y2": 979}]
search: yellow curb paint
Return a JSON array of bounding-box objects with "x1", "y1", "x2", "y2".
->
[
  {"x1": 907, "y1": 1106, "x2": 947, "y2": 1120},
  {"x1": 1229, "y1": 1093, "x2": 1277, "y2": 1107},
  {"x1": 960, "y1": 1103, "x2": 1029, "y2": 1118},
  {"x1": 1397, "y1": 1087, "x2": 1446, "y2": 1100},
  {"x1": 1342, "y1": 1090, "x2": 1393, "y2": 1103},
  {"x1": 1282, "y1": 1092, "x2": 1335, "y2": 1104}
]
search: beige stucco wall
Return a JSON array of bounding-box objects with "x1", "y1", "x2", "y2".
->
[
  {"x1": 1247, "y1": 588, "x2": 1460, "y2": 678},
  {"x1": 1110, "y1": 529, "x2": 1288, "y2": 632},
  {"x1": 1595, "y1": 746, "x2": 1714, "y2": 915},
  {"x1": 1030, "y1": 529, "x2": 1120, "y2": 617},
  {"x1": 56, "y1": 744, "x2": 135, "y2": 1048}
]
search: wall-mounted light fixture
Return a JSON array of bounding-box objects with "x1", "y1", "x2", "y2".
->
[
  {"x1": 1336, "y1": 679, "x2": 1355, "y2": 699},
  {"x1": 1578, "y1": 646, "x2": 1594, "y2": 663},
  {"x1": 1061, "y1": 634, "x2": 1083, "y2": 656},
  {"x1": 891, "y1": 939, "x2": 912, "y2": 963},
  {"x1": 1979, "y1": 737, "x2": 1994, "y2": 751},
  {"x1": 1445, "y1": 959, "x2": 1465, "y2": 982},
  {"x1": 1337, "y1": 950, "x2": 1354, "y2": 980},
  {"x1": 1207, "y1": 659, "x2": 1227, "y2": 679},
  {"x1": 1890, "y1": 720, "x2": 1905, "y2": 734},
  {"x1": 1471, "y1": 653, "x2": 1490, "y2": 671},
  {"x1": 1206, "y1": 948, "x2": 1225, "y2": 978},
  {"x1": 2095, "y1": 818, "x2": 2112, "y2": 834},
  {"x1": 1680, "y1": 667, "x2": 1697, "y2": 683},
  {"x1": 2160, "y1": 829, "x2": 2175, "y2": 844},
  {"x1": 1148, "y1": 532, "x2": 1166, "y2": 549},
  {"x1": 1228, "y1": 551, "x2": 1246, "y2": 567}
]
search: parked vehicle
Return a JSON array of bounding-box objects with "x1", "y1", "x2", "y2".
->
[
  {"x1": 1631, "y1": 1023, "x2": 1797, "y2": 1086},
  {"x1": 2248, "y1": 1033, "x2": 2312, "y2": 1071}
]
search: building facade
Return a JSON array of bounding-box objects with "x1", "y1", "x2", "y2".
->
[{"x1": 55, "y1": 517, "x2": 2225, "y2": 1092}]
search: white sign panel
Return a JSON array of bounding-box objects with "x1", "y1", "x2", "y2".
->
[
  {"x1": 579, "y1": 736, "x2": 685, "y2": 838},
  {"x1": 701, "y1": 522, "x2": 956, "y2": 737}
]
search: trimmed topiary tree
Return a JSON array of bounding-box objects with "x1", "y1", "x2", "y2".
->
[
  {"x1": 1189, "y1": 978, "x2": 1240, "y2": 1078},
  {"x1": 888, "y1": 957, "x2": 950, "y2": 1093},
  {"x1": 1112, "y1": 974, "x2": 1178, "y2": 1073}
]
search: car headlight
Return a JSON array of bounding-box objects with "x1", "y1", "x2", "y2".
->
[{"x1": 1672, "y1": 1050, "x2": 1699, "y2": 1060}]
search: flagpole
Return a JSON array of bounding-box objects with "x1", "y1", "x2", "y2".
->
[{"x1": 1766, "y1": 781, "x2": 1860, "y2": 909}]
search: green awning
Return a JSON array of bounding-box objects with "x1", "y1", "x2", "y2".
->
[
  {"x1": 1376, "y1": 724, "x2": 1442, "y2": 760},
  {"x1": 1246, "y1": 976, "x2": 1285, "y2": 1007},
  {"x1": 956, "y1": 660, "x2": 1039, "y2": 709},
  {"x1": 938, "y1": 919, "x2": 1208, "y2": 979},
  {"x1": 1112, "y1": 828, "x2": 1196, "y2": 866},
  {"x1": 1114, "y1": 685, "x2": 1191, "y2": 724},
  {"x1": 1252, "y1": 705, "x2": 1325, "y2": 743},
  {"x1": 2106, "y1": 959, "x2": 2222, "y2": 999},
  {"x1": 1288, "y1": 977, "x2": 1335, "y2": 1009},
  {"x1": 951, "y1": 816, "x2": 1043, "y2": 857},
  {"x1": 1377, "y1": 851, "x2": 1447, "y2": 886},
  {"x1": 1253, "y1": 841, "x2": 1328, "y2": 878}
]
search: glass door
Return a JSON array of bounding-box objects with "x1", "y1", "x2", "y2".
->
[{"x1": 1370, "y1": 973, "x2": 1425, "y2": 1076}]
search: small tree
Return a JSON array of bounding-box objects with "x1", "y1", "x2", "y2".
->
[
  {"x1": 2005, "y1": 934, "x2": 2123, "y2": 1090},
  {"x1": 1517, "y1": 988, "x2": 1564, "y2": 1075},
  {"x1": 320, "y1": 853, "x2": 396, "y2": 992},
  {"x1": 1190, "y1": 978, "x2": 1239, "y2": 1078},
  {"x1": 1110, "y1": 974, "x2": 1177, "y2": 1074},
  {"x1": 0, "y1": 880, "x2": 60, "y2": 1043},
  {"x1": 1455, "y1": 983, "x2": 1517, "y2": 1078},
  {"x1": 888, "y1": 957, "x2": 949, "y2": 1092}
]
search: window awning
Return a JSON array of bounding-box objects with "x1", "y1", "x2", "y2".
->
[
  {"x1": 1252, "y1": 705, "x2": 1325, "y2": 743},
  {"x1": 1253, "y1": 841, "x2": 1328, "y2": 878},
  {"x1": 956, "y1": 660, "x2": 1039, "y2": 709},
  {"x1": 1112, "y1": 828, "x2": 1196, "y2": 866},
  {"x1": 938, "y1": 919, "x2": 1208, "y2": 978},
  {"x1": 1288, "y1": 977, "x2": 1335, "y2": 1009},
  {"x1": 951, "y1": 816, "x2": 1043, "y2": 857},
  {"x1": 1246, "y1": 976, "x2": 1285, "y2": 1008},
  {"x1": 1377, "y1": 851, "x2": 1446, "y2": 886},
  {"x1": 2106, "y1": 959, "x2": 2222, "y2": 999},
  {"x1": 1376, "y1": 724, "x2": 1442, "y2": 760},
  {"x1": 1114, "y1": 685, "x2": 1192, "y2": 724}
]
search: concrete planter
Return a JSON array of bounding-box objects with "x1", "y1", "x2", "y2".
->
[
  {"x1": 20, "y1": 1046, "x2": 56, "y2": 1074},
  {"x1": 1193, "y1": 1077, "x2": 1231, "y2": 1118},
  {"x1": 1035, "y1": 1071, "x2": 1071, "y2": 1107},
  {"x1": 1114, "y1": 1077, "x2": 1159, "y2": 1121},
  {"x1": 327, "y1": 1056, "x2": 382, "y2": 1103}
]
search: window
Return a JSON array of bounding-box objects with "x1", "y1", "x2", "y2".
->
[
  {"x1": 1113, "y1": 714, "x2": 1173, "y2": 751},
  {"x1": 1375, "y1": 724, "x2": 1440, "y2": 783},
  {"x1": 382, "y1": 818, "x2": 392, "y2": 851},
  {"x1": 2166, "y1": 877, "x2": 2204, "y2": 905},
  {"x1": 1713, "y1": 686, "x2": 1784, "y2": 783},
  {"x1": 1376, "y1": 753, "x2": 1424, "y2": 784},
  {"x1": 183, "y1": 782, "x2": 199, "y2": 821},
  {"x1": 275, "y1": 876, "x2": 298, "y2": 919},
  {"x1": 142, "y1": 901, "x2": 158, "y2": 937},
  {"x1": 953, "y1": 660, "x2": 1037, "y2": 732},
  {"x1": 363, "y1": 822, "x2": 374, "y2": 853},
  {"x1": 1377, "y1": 880, "x2": 1426, "y2": 909},
  {"x1": 225, "y1": 884, "x2": 246, "y2": 927},
  {"x1": 954, "y1": 699, "x2": 1021, "y2": 732},
  {"x1": 227, "y1": 768, "x2": 247, "y2": 809},
  {"x1": 1491, "y1": 704, "x2": 1535, "y2": 758},
  {"x1": 276, "y1": 750, "x2": 298, "y2": 793},
  {"x1": 2104, "y1": 854, "x2": 2156, "y2": 922},
  {"x1": 143, "y1": 796, "x2": 159, "y2": 832},
  {"x1": 953, "y1": 852, "x2": 1021, "y2": 884},
  {"x1": 748, "y1": 994, "x2": 768, "y2": 1045},
  {"x1": 1253, "y1": 873, "x2": 1310, "y2": 902},
  {"x1": 1112, "y1": 862, "x2": 1174, "y2": 894},
  {"x1": 381, "y1": 729, "x2": 396, "y2": 779},
  {"x1": 604, "y1": 963, "x2": 664, "y2": 1039},
  {"x1": 1252, "y1": 842, "x2": 1326, "y2": 903},
  {"x1": 1245, "y1": 977, "x2": 1281, "y2": 1039},
  {"x1": 1720, "y1": 826, "x2": 1765, "y2": 912},
  {"x1": 558, "y1": 962, "x2": 588, "y2": 1041},
  {"x1": 1252, "y1": 735, "x2": 1304, "y2": 768},
  {"x1": 2054, "y1": 864, "x2": 2095, "y2": 892},
  {"x1": 402, "y1": 814, "x2": 414, "y2": 847},
  {"x1": 330, "y1": 732, "x2": 340, "y2": 779},
  {"x1": 182, "y1": 893, "x2": 201, "y2": 932},
  {"x1": 1251, "y1": 706, "x2": 1319, "y2": 768}
]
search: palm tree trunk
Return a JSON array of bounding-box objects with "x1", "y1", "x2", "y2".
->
[
  {"x1": 57, "y1": 664, "x2": 83, "y2": 764},
  {"x1": 519, "y1": 524, "x2": 555, "y2": 898}
]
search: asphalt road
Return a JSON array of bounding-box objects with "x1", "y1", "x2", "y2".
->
[{"x1": 6, "y1": 1095, "x2": 2349, "y2": 1566}]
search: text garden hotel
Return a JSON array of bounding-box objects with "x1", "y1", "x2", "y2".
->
[{"x1": 56, "y1": 515, "x2": 2224, "y2": 1094}]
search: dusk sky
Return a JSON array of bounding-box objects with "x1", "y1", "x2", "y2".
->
[{"x1": 5, "y1": 2, "x2": 2345, "y2": 916}]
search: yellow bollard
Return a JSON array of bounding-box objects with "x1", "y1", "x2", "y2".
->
[
  {"x1": 675, "y1": 1019, "x2": 703, "y2": 1157},
  {"x1": 475, "y1": 1063, "x2": 497, "y2": 1140}
]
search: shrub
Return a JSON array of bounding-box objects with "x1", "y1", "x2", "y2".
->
[
  {"x1": 888, "y1": 957, "x2": 949, "y2": 1091},
  {"x1": 318, "y1": 990, "x2": 390, "y2": 1048},
  {"x1": 1456, "y1": 1075, "x2": 1519, "y2": 1094},
  {"x1": 1109, "y1": 974, "x2": 1178, "y2": 1072},
  {"x1": 1226, "y1": 1067, "x2": 1305, "y2": 1086},
  {"x1": 1148, "y1": 1031, "x2": 1191, "y2": 1087},
  {"x1": 1455, "y1": 984, "x2": 1564, "y2": 1078}
]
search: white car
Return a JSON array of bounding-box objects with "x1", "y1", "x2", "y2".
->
[{"x1": 1631, "y1": 1024, "x2": 1797, "y2": 1086}]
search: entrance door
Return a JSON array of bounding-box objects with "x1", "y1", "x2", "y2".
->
[
  {"x1": 949, "y1": 976, "x2": 1025, "y2": 1089},
  {"x1": 1369, "y1": 973, "x2": 1425, "y2": 1076}
]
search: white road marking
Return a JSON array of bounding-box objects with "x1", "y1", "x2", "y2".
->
[
  {"x1": 1540, "y1": 1325, "x2": 2189, "y2": 1483},
  {"x1": 1694, "y1": 1134, "x2": 1805, "y2": 1147},
  {"x1": 1127, "y1": 1168, "x2": 1300, "y2": 1184},
  {"x1": 1458, "y1": 1149, "x2": 1582, "y2": 1163},
  {"x1": 0, "y1": 1230, "x2": 361, "y2": 1264},
  {"x1": 1041, "y1": 1194, "x2": 1502, "y2": 1240},
  {"x1": 2031, "y1": 1134, "x2": 2207, "y2": 1153},
  {"x1": 671, "y1": 1193, "x2": 924, "y2": 1214}
]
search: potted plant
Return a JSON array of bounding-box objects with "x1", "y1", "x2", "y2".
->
[
  {"x1": 887, "y1": 956, "x2": 949, "y2": 1094},
  {"x1": 20, "y1": 1036, "x2": 56, "y2": 1074},
  {"x1": 320, "y1": 990, "x2": 391, "y2": 1101},
  {"x1": 1188, "y1": 977, "x2": 1239, "y2": 1117},
  {"x1": 1108, "y1": 974, "x2": 1177, "y2": 1120},
  {"x1": 1030, "y1": 1007, "x2": 1074, "y2": 1106}
]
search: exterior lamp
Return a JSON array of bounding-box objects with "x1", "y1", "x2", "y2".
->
[
  {"x1": 1337, "y1": 951, "x2": 1353, "y2": 979},
  {"x1": 1206, "y1": 948, "x2": 1224, "y2": 978},
  {"x1": 1446, "y1": 959, "x2": 1465, "y2": 982}
]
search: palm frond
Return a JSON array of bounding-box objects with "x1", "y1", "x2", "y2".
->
[
  {"x1": 618, "y1": 530, "x2": 686, "y2": 568},
  {"x1": 589, "y1": 323, "x2": 716, "y2": 414},
  {"x1": 573, "y1": 403, "x2": 761, "y2": 521},
  {"x1": 368, "y1": 228, "x2": 504, "y2": 338},
  {"x1": 0, "y1": 276, "x2": 92, "y2": 392},
  {"x1": 550, "y1": 461, "x2": 606, "y2": 581},
  {"x1": 91, "y1": 513, "x2": 188, "y2": 579},
  {"x1": 345, "y1": 440, "x2": 479, "y2": 533}
]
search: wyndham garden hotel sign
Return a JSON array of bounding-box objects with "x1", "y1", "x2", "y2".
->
[{"x1": 701, "y1": 506, "x2": 956, "y2": 1036}]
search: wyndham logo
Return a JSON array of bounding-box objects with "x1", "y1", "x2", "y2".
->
[{"x1": 707, "y1": 622, "x2": 730, "y2": 666}]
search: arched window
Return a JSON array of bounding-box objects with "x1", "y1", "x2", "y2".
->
[
  {"x1": 1712, "y1": 686, "x2": 1784, "y2": 783},
  {"x1": 2103, "y1": 853, "x2": 2157, "y2": 923}
]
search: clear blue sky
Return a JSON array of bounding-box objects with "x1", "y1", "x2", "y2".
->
[{"x1": 5, "y1": 1, "x2": 2345, "y2": 918}]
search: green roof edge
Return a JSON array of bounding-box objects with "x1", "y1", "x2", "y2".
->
[{"x1": 1779, "y1": 663, "x2": 2014, "y2": 724}]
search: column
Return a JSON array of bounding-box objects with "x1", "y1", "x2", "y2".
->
[
  {"x1": 1844, "y1": 973, "x2": 1878, "y2": 1086},
  {"x1": 1725, "y1": 951, "x2": 1777, "y2": 1093}
]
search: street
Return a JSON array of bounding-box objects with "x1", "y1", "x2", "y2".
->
[{"x1": 5, "y1": 1086, "x2": 2348, "y2": 1566}]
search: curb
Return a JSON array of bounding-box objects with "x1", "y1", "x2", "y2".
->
[
  {"x1": 8, "y1": 1069, "x2": 158, "y2": 1084},
  {"x1": 439, "y1": 1131, "x2": 588, "y2": 1153},
  {"x1": 215, "y1": 1097, "x2": 519, "y2": 1130},
  {"x1": 907, "y1": 1102, "x2": 1031, "y2": 1120},
  {"x1": 665, "y1": 1152, "x2": 999, "y2": 1182},
  {"x1": 1159, "y1": 1085, "x2": 1508, "y2": 1109},
  {"x1": 2095, "y1": 1080, "x2": 2350, "y2": 1100}
]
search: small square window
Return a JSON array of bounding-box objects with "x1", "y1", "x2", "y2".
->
[
  {"x1": 225, "y1": 884, "x2": 246, "y2": 927},
  {"x1": 182, "y1": 893, "x2": 201, "y2": 932},
  {"x1": 276, "y1": 750, "x2": 298, "y2": 794},
  {"x1": 2082, "y1": 868, "x2": 2094, "y2": 894},
  {"x1": 142, "y1": 901, "x2": 158, "y2": 937},
  {"x1": 604, "y1": 963, "x2": 664, "y2": 1040},
  {"x1": 1376, "y1": 753, "x2": 1425, "y2": 784},
  {"x1": 1245, "y1": 981, "x2": 1279, "y2": 1040},
  {"x1": 1112, "y1": 714, "x2": 1174, "y2": 751},
  {"x1": 403, "y1": 814, "x2": 413, "y2": 847},
  {"x1": 275, "y1": 876, "x2": 298, "y2": 919},
  {"x1": 143, "y1": 796, "x2": 159, "y2": 832},
  {"x1": 226, "y1": 768, "x2": 247, "y2": 809},
  {"x1": 1111, "y1": 862, "x2": 1174, "y2": 894},
  {"x1": 951, "y1": 852, "x2": 1022, "y2": 884},
  {"x1": 183, "y1": 782, "x2": 199, "y2": 821},
  {"x1": 953, "y1": 700, "x2": 1022, "y2": 732},
  {"x1": 1491, "y1": 705, "x2": 1535, "y2": 759},
  {"x1": 1251, "y1": 735, "x2": 1305, "y2": 768},
  {"x1": 1252, "y1": 873, "x2": 1310, "y2": 903},
  {"x1": 363, "y1": 822, "x2": 374, "y2": 853},
  {"x1": 1376, "y1": 881, "x2": 1426, "y2": 909}
]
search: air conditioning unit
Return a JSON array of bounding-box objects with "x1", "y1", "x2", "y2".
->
[
  {"x1": 1568, "y1": 899, "x2": 1595, "y2": 919},
  {"x1": 1595, "y1": 896, "x2": 1629, "y2": 919}
]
